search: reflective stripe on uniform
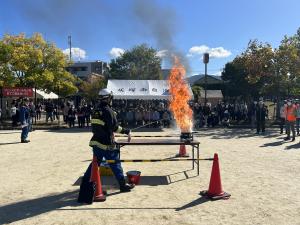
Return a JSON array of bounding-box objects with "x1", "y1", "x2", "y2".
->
[
  {"x1": 91, "y1": 118, "x2": 105, "y2": 126},
  {"x1": 89, "y1": 140, "x2": 115, "y2": 150},
  {"x1": 116, "y1": 126, "x2": 123, "y2": 133}
]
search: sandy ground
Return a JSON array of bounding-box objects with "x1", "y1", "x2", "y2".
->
[{"x1": 0, "y1": 127, "x2": 299, "y2": 225}]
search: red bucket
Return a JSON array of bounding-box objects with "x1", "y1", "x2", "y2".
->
[{"x1": 126, "y1": 171, "x2": 141, "y2": 185}]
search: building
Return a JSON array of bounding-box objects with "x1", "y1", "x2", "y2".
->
[
  {"x1": 66, "y1": 61, "x2": 109, "y2": 80},
  {"x1": 187, "y1": 74, "x2": 223, "y2": 86}
]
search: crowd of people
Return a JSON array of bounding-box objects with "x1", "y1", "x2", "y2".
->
[
  {"x1": 7, "y1": 96, "x2": 300, "y2": 140},
  {"x1": 112, "y1": 100, "x2": 172, "y2": 128},
  {"x1": 191, "y1": 100, "x2": 269, "y2": 131}
]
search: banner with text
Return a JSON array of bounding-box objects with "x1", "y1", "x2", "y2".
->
[{"x1": 2, "y1": 87, "x2": 33, "y2": 97}]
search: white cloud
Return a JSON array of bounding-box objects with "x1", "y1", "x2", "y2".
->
[
  {"x1": 63, "y1": 47, "x2": 86, "y2": 61},
  {"x1": 212, "y1": 71, "x2": 222, "y2": 76},
  {"x1": 156, "y1": 49, "x2": 168, "y2": 58},
  {"x1": 187, "y1": 45, "x2": 210, "y2": 57},
  {"x1": 187, "y1": 45, "x2": 231, "y2": 58},
  {"x1": 109, "y1": 47, "x2": 125, "y2": 58}
]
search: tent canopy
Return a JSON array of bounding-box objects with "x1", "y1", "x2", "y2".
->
[
  {"x1": 107, "y1": 80, "x2": 193, "y2": 100},
  {"x1": 34, "y1": 89, "x2": 58, "y2": 99}
]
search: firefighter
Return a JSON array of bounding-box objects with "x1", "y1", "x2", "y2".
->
[
  {"x1": 82, "y1": 88, "x2": 134, "y2": 192},
  {"x1": 284, "y1": 99, "x2": 297, "y2": 141}
]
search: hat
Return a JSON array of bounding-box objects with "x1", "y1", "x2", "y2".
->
[{"x1": 98, "y1": 88, "x2": 112, "y2": 99}]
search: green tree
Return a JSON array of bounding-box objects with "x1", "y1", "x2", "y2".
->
[
  {"x1": 191, "y1": 85, "x2": 202, "y2": 102},
  {"x1": 275, "y1": 34, "x2": 300, "y2": 97},
  {"x1": 0, "y1": 33, "x2": 77, "y2": 96},
  {"x1": 0, "y1": 41, "x2": 14, "y2": 87},
  {"x1": 79, "y1": 76, "x2": 106, "y2": 101},
  {"x1": 221, "y1": 56, "x2": 261, "y2": 99},
  {"x1": 109, "y1": 44, "x2": 162, "y2": 80}
]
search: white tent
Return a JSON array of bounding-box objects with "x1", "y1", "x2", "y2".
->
[
  {"x1": 107, "y1": 80, "x2": 193, "y2": 100},
  {"x1": 34, "y1": 89, "x2": 58, "y2": 99}
]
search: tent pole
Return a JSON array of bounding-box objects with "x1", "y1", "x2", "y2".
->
[{"x1": 34, "y1": 86, "x2": 37, "y2": 125}]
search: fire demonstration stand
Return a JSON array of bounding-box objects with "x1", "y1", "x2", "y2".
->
[{"x1": 115, "y1": 139, "x2": 201, "y2": 175}]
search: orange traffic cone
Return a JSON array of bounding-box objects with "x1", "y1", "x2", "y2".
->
[
  {"x1": 200, "y1": 153, "x2": 230, "y2": 200},
  {"x1": 175, "y1": 144, "x2": 189, "y2": 157},
  {"x1": 90, "y1": 156, "x2": 106, "y2": 202}
]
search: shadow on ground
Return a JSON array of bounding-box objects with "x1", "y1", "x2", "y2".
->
[
  {"x1": 175, "y1": 195, "x2": 210, "y2": 211},
  {"x1": 74, "y1": 170, "x2": 197, "y2": 188},
  {"x1": 194, "y1": 128, "x2": 280, "y2": 140},
  {"x1": 46, "y1": 127, "x2": 92, "y2": 133},
  {"x1": 284, "y1": 142, "x2": 300, "y2": 150},
  {"x1": 260, "y1": 140, "x2": 285, "y2": 147},
  {"x1": 0, "y1": 190, "x2": 80, "y2": 224},
  {"x1": 0, "y1": 183, "x2": 209, "y2": 223}
]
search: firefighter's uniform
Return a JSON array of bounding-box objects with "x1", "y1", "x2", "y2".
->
[{"x1": 82, "y1": 89, "x2": 133, "y2": 192}]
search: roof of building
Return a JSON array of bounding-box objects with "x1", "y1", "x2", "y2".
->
[{"x1": 188, "y1": 74, "x2": 222, "y2": 85}]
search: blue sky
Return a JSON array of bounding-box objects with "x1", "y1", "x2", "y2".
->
[{"x1": 1, "y1": 0, "x2": 300, "y2": 76}]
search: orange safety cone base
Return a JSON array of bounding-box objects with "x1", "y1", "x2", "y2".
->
[
  {"x1": 175, "y1": 152, "x2": 190, "y2": 157},
  {"x1": 200, "y1": 190, "x2": 231, "y2": 200},
  {"x1": 175, "y1": 145, "x2": 189, "y2": 157},
  {"x1": 94, "y1": 193, "x2": 106, "y2": 202}
]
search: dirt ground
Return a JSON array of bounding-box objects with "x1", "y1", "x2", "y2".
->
[{"x1": 0, "y1": 127, "x2": 299, "y2": 225}]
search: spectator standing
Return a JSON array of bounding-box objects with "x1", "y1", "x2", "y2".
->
[
  {"x1": 19, "y1": 98, "x2": 30, "y2": 143},
  {"x1": 256, "y1": 101, "x2": 267, "y2": 134},
  {"x1": 83, "y1": 104, "x2": 92, "y2": 127},
  {"x1": 28, "y1": 99, "x2": 35, "y2": 132},
  {"x1": 135, "y1": 109, "x2": 143, "y2": 126},
  {"x1": 162, "y1": 110, "x2": 171, "y2": 128},
  {"x1": 63, "y1": 102, "x2": 70, "y2": 124},
  {"x1": 45, "y1": 101, "x2": 54, "y2": 123},
  {"x1": 53, "y1": 104, "x2": 59, "y2": 120},
  {"x1": 279, "y1": 100, "x2": 287, "y2": 134},
  {"x1": 284, "y1": 100, "x2": 296, "y2": 141},
  {"x1": 77, "y1": 106, "x2": 85, "y2": 128},
  {"x1": 36, "y1": 103, "x2": 42, "y2": 120},
  {"x1": 249, "y1": 101, "x2": 257, "y2": 130},
  {"x1": 11, "y1": 101, "x2": 18, "y2": 127},
  {"x1": 126, "y1": 110, "x2": 134, "y2": 127},
  {"x1": 295, "y1": 100, "x2": 300, "y2": 136},
  {"x1": 68, "y1": 105, "x2": 76, "y2": 128}
]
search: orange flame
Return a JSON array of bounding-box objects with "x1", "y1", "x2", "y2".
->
[{"x1": 168, "y1": 56, "x2": 193, "y2": 132}]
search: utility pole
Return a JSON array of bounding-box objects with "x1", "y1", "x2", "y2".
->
[
  {"x1": 68, "y1": 35, "x2": 72, "y2": 61},
  {"x1": 203, "y1": 53, "x2": 209, "y2": 105}
]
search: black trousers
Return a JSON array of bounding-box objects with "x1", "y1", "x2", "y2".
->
[
  {"x1": 286, "y1": 121, "x2": 295, "y2": 139},
  {"x1": 256, "y1": 120, "x2": 265, "y2": 133},
  {"x1": 279, "y1": 118, "x2": 286, "y2": 134}
]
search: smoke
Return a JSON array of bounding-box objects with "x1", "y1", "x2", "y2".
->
[
  {"x1": 132, "y1": 0, "x2": 176, "y2": 51},
  {"x1": 8, "y1": 0, "x2": 189, "y2": 69},
  {"x1": 132, "y1": 0, "x2": 190, "y2": 71},
  {"x1": 9, "y1": 0, "x2": 109, "y2": 44}
]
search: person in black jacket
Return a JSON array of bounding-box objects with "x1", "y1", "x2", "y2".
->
[
  {"x1": 256, "y1": 101, "x2": 268, "y2": 134},
  {"x1": 83, "y1": 88, "x2": 134, "y2": 192}
]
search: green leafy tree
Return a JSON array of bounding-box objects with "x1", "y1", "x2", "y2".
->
[
  {"x1": 191, "y1": 85, "x2": 202, "y2": 102},
  {"x1": 0, "y1": 41, "x2": 14, "y2": 87},
  {"x1": 109, "y1": 44, "x2": 162, "y2": 80},
  {"x1": 79, "y1": 76, "x2": 106, "y2": 101},
  {"x1": 222, "y1": 56, "x2": 261, "y2": 99},
  {"x1": 0, "y1": 33, "x2": 77, "y2": 96}
]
